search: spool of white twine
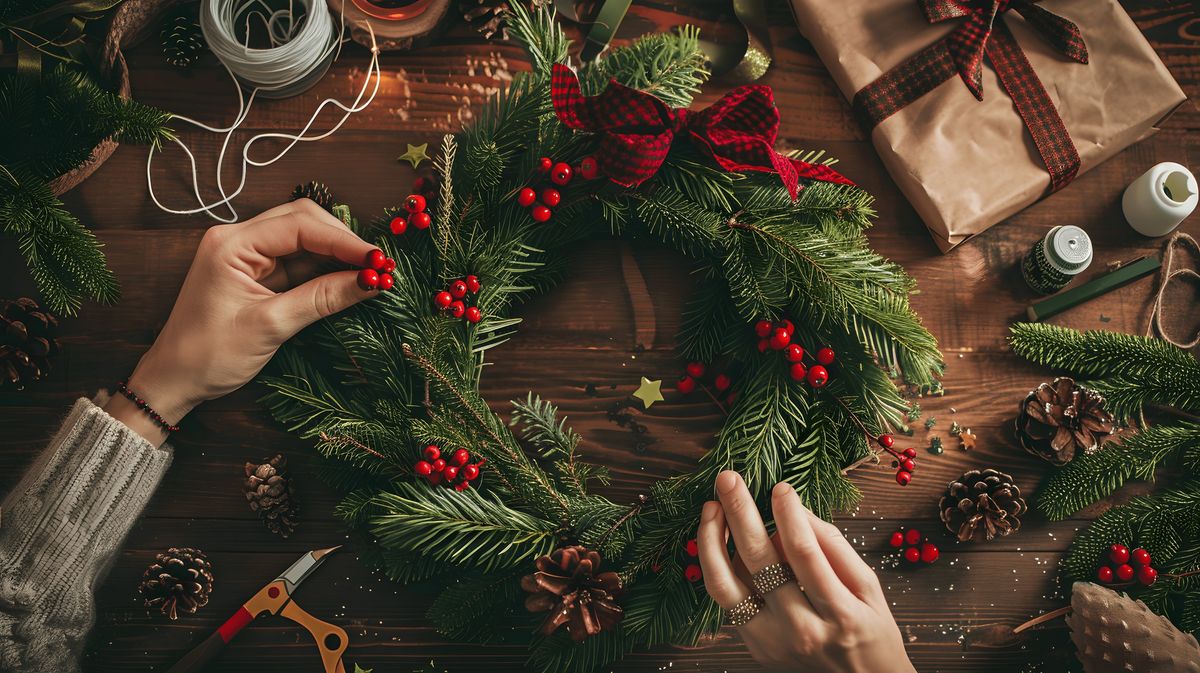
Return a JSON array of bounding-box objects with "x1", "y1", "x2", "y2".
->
[{"x1": 1122, "y1": 162, "x2": 1198, "y2": 237}]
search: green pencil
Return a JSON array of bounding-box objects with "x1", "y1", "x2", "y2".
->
[{"x1": 1026, "y1": 254, "x2": 1162, "y2": 322}]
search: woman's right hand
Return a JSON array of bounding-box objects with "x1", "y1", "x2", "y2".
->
[{"x1": 697, "y1": 470, "x2": 916, "y2": 673}]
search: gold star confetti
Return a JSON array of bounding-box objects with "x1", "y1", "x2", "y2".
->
[
  {"x1": 353, "y1": 665, "x2": 373, "y2": 673},
  {"x1": 397, "y1": 143, "x2": 430, "y2": 169},
  {"x1": 632, "y1": 377, "x2": 664, "y2": 409}
]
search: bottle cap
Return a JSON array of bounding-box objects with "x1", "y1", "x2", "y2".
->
[{"x1": 1044, "y1": 226, "x2": 1092, "y2": 275}]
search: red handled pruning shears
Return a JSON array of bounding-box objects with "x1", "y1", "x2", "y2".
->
[{"x1": 166, "y1": 546, "x2": 348, "y2": 673}]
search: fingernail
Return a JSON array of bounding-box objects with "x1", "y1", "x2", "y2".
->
[
  {"x1": 701, "y1": 501, "x2": 719, "y2": 521},
  {"x1": 773, "y1": 481, "x2": 793, "y2": 497},
  {"x1": 716, "y1": 470, "x2": 739, "y2": 495}
]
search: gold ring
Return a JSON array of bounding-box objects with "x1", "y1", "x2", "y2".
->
[
  {"x1": 751, "y1": 562, "x2": 795, "y2": 596},
  {"x1": 726, "y1": 592, "x2": 764, "y2": 626}
]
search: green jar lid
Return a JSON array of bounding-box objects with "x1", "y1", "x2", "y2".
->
[{"x1": 1044, "y1": 225, "x2": 1092, "y2": 275}]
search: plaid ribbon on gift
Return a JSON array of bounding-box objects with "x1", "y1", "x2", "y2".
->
[
  {"x1": 551, "y1": 64, "x2": 854, "y2": 199},
  {"x1": 853, "y1": 0, "x2": 1088, "y2": 193}
]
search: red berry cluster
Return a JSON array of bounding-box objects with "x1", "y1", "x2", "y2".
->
[
  {"x1": 433, "y1": 275, "x2": 483, "y2": 324},
  {"x1": 877, "y1": 434, "x2": 918, "y2": 486},
  {"x1": 888, "y1": 527, "x2": 939, "y2": 565},
  {"x1": 682, "y1": 537, "x2": 702, "y2": 582},
  {"x1": 413, "y1": 444, "x2": 485, "y2": 492},
  {"x1": 1096, "y1": 544, "x2": 1157, "y2": 586},
  {"x1": 676, "y1": 361, "x2": 735, "y2": 404},
  {"x1": 388, "y1": 194, "x2": 432, "y2": 235},
  {"x1": 358, "y1": 249, "x2": 397, "y2": 291},
  {"x1": 516, "y1": 155, "x2": 600, "y2": 223},
  {"x1": 753, "y1": 319, "x2": 835, "y2": 388}
]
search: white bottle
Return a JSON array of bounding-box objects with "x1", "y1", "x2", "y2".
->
[{"x1": 1122, "y1": 162, "x2": 1198, "y2": 237}]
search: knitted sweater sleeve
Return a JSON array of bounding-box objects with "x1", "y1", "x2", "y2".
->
[{"x1": 0, "y1": 395, "x2": 173, "y2": 673}]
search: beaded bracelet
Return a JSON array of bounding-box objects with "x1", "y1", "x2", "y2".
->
[{"x1": 115, "y1": 380, "x2": 181, "y2": 433}]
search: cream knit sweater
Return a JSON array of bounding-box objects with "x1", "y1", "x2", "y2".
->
[{"x1": 0, "y1": 396, "x2": 173, "y2": 673}]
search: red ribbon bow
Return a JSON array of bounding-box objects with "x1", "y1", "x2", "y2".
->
[{"x1": 550, "y1": 64, "x2": 854, "y2": 199}]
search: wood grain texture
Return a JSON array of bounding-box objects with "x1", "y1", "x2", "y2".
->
[{"x1": 1, "y1": 1, "x2": 1198, "y2": 671}]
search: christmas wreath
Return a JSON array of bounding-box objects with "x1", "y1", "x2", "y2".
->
[{"x1": 261, "y1": 6, "x2": 942, "y2": 672}]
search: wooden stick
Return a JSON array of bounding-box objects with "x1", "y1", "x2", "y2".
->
[{"x1": 1012, "y1": 605, "x2": 1072, "y2": 634}]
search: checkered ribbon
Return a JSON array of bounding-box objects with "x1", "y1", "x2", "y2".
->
[
  {"x1": 853, "y1": 0, "x2": 1088, "y2": 193},
  {"x1": 551, "y1": 64, "x2": 854, "y2": 199}
]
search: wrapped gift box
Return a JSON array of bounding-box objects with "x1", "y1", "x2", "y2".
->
[{"x1": 790, "y1": 0, "x2": 1187, "y2": 252}]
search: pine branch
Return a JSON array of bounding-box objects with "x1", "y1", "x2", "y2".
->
[
  {"x1": 503, "y1": 2, "x2": 569, "y2": 75},
  {"x1": 578, "y1": 25, "x2": 709, "y2": 108}
]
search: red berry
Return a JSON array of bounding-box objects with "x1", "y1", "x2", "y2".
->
[
  {"x1": 579, "y1": 156, "x2": 599, "y2": 180},
  {"x1": 431, "y1": 458, "x2": 446, "y2": 473},
  {"x1": 878, "y1": 434, "x2": 895, "y2": 449},
  {"x1": 806, "y1": 365, "x2": 829, "y2": 388},
  {"x1": 365, "y1": 249, "x2": 387, "y2": 271},
  {"x1": 389, "y1": 216, "x2": 408, "y2": 235},
  {"x1": 779, "y1": 320, "x2": 795, "y2": 336},
  {"x1": 902, "y1": 447, "x2": 917, "y2": 458},
  {"x1": 714, "y1": 374, "x2": 731, "y2": 392},
  {"x1": 769, "y1": 328, "x2": 791, "y2": 350},
  {"x1": 465, "y1": 275, "x2": 481, "y2": 293},
  {"x1": 816, "y1": 347, "x2": 835, "y2": 365},
  {"x1": 443, "y1": 465, "x2": 459, "y2": 481},
  {"x1": 784, "y1": 343, "x2": 804, "y2": 363},
  {"x1": 757, "y1": 338, "x2": 770, "y2": 353},
  {"x1": 381, "y1": 258, "x2": 397, "y2": 274},
  {"x1": 789, "y1": 362, "x2": 808, "y2": 382},
  {"x1": 889, "y1": 531, "x2": 904, "y2": 548},
  {"x1": 1132, "y1": 548, "x2": 1152, "y2": 566},
  {"x1": 1115, "y1": 563, "x2": 1135, "y2": 582},
  {"x1": 412, "y1": 177, "x2": 429, "y2": 192},
  {"x1": 550, "y1": 162, "x2": 573, "y2": 185},
  {"x1": 517, "y1": 187, "x2": 537, "y2": 207},
  {"x1": 1109, "y1": 544, "x2": 1131, "y2": 565},
  {"x1": 903, "y1": 546, "x2": 921, "y2": 563},
  {"x1": 423, "y1": 445, "x2": 441, "y2": 461},
  {"x1": 404, "y1": 194, "x2": 427, "y2": 212},
  {"x1": 448, "y1": 301, "x2": 466, "y2": 319},
  {"x1": 540, "y1": 188, "x2": 561, "y2": 207},
  {"x1": 684, "y1": 564, "x2": 703, "y2": 582},
  {"x1": 450, "y1": 448, "x2": 470, "y2": 466},
  {"x1": 685, "y1": 539, "x2": 699, "y2": 557},
  {"x1": 900, "y1": 457, "x2": 915, "y2": 472},
  {"x1": 411, "y1": 212, "x2": 431, "y2": 229},
  {"x1": 677, "y1": 375, "x2": 696, "y2": 394},
  {"x1": 686, "y1": 362, "x2": 706, "y2": 378},
  {"x1": 434, "y1": 291, "x2": 453, "y2": 308},
  {"x1": 905, "y1": 529, "x2": 922, "y2": 546},
  {"x1": 725, "y1": 391, "x2": 738, "y2": 405},
  {"x1": 920, "y1": 542, "x2": 939, "y2": 564},
  {"x1": 454, "y1": 481, "x2": 470, "y2": 492},
  {"x1": 378, "y1": 273, "x2": 394, "y2": 291},
  {"x1": 537, "y1": 157, "x2": 553, "y2": 172},
  {"x1": 1137, "y1": 565, "x2": 1158, "y2": 586},
  {"x1": 465, "y1": 306, "x2": 482, "y2": 324},
  {"x1": 753, "y1": 320, "x2": 773, "y2": 337},
  {"x1": 531, "y1": 205, "x2": 552, "y2": 223},
  {"x1": 1096, "y1": 566, "x2": 1114, "y2": 583},
  {"x1": 414, "y1": 460, "x2": 433, "y2": 476},
  {"x1": 462, "y1": 464, "x2": 480, "y2": 481},
  {"x1": 896, "y1": 470, "x2": 912, "y2": 486},
  {"x1": 450, "y1": 280, "x2": 468, "y2": 298},
  {"x1": 357, "y1": 268, "x2": 380, "y2": 290},
  {"x1": 428, "y1": 470, "x2": 443, "y2": 485}
]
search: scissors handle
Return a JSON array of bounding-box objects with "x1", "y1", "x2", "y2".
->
[{"x1": 164, "y1": 581, "x2": 287, "y2": 673}]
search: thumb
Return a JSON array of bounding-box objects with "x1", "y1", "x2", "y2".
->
[{"x1": 264, "y1": 269, "x2": 374, "y2": 338}]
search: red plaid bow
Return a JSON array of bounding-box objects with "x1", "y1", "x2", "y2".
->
[
  {"x1": 550, "y1": 64, "x2": 854, "y2": 199},
  {"x1": 924, "y1": 0, "x2": 1088, "y2": 100}
]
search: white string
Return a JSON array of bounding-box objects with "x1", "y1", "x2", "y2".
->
[{"x1": 146, "y1": 0, "x2": 381, "y2": 222}]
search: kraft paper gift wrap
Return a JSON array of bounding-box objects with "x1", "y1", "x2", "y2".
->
[{"x1": 790, "y1": 0, "x2": 1187, "y2": 252}]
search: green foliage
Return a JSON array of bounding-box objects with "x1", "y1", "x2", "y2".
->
[{"x1": 261, "y1": 7, "x2": 941, "y2": 672}]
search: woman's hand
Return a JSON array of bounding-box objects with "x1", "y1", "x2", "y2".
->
[
  {"x1": 697, "y1": 470, "x2": 916, "y2": 673},
  {"x1": 104, "y1": 200, "x2": 379, "y2": 445}
]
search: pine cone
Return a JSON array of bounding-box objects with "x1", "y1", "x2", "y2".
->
[
  {"x1": 1067, "y1": 582, "x2": 1200, "y2": 673},
  {"x1": 939, "y1": 468, "x2": 1027, "y2": 542},
  {"x1": 0, "y1": 297, "x2": 60, "y2": 390},
  {"x1": 161, "y1": 6, "x2": 205, "y2": 68},
  {"x1": 521, "y1": 545, "x2": 624, "y2": 642},
  {"x1": 138, "y1": 547, "x2": 214, "y2": 620},
  {"x1": 244, "y1": 454, "x2": 299, "y2": 538},
  {"x1": 290, "y1": 181, "x2": 336, "y2": 213},
  {"x1": 1016, "y1": 377, "x2": 1115, "y2": 465},
  {"x1": 459, "y1": 0, "x2": 509, "y2": 39}
]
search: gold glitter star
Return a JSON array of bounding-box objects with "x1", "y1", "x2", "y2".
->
[
  {"x1": 397, "y1": 143, "x2": 430, "y2": 169},
  {"x1": 632, "y1": 377, "x2": 664, "y2": 409}
]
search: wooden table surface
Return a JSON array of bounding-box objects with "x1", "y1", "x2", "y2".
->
[{"x1": 2, "y1": 1, "x2": 1198, "y2": 671}]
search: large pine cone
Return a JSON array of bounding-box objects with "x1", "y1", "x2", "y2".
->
[
  {"x1": 138, "y1": 547, "x2": 214, "y2": 620},
  {"x1": 1067, "y1": 582, "x2": 1200, "y2": 673},
  {"x1": 289, "y1": 181, "x2": 336, "y2": 214},
  {"x1": 244, "y1": 454, "x2": 299, "y2": 538},
  {"x1": 521, "y1": 545, "x2": 624, "y2": 643},
  {"x1": 939, "y1": 468, "x2": 1027, "y2": 543},
  {"x1": 1016, "y1": 377, "x2": 1115, "y2": 465},
  {"x1": 0, "y1": 298, "x2": 60, "y2": 390}
]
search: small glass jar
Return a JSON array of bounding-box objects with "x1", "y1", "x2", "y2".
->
[{"x1": 1021, "y1": 225, "x2": 1093, "y2": 295}]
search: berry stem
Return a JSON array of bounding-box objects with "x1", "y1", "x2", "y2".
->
[
  {"x1": 318, "y1": 432, "x2": 385, "y2": 460},
  {"x1": 698, "y1": 382, "x2": 729, "y2": 416},
  {"x1": 824, "y1": 392, "x2": 902, "y2": 461}
]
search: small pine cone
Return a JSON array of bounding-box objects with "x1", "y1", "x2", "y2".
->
[
  {"x1": 290, "y1": 181, "x2": 336, "y2": 213},
  {"x1": 138, "y1": 547, "x2": 214, "y2": 620},
  {"x1": 521, "y1": 545, "x2": 624, "y2": 642},
  {"x1": 244, "y1": 453, "x2": 299, "y2": 537},
  {"x1": 459, "y1": 0, "x2": 509, "y2": 39},
  {"x1": 161, "y1": 7, "x2": 205, "y2": 68},
  {"x1": 938, "y1": 468, "x2": 1027, "y2": 542},
  {"x1": 0, "y1": 297, "x2": 60, "y2": 390},
  {"x1": 1016, "y1": 377, "x2": 1115, "y2": 465}
]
